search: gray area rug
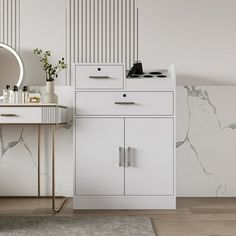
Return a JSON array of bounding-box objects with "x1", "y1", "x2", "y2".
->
[{"x1": 0, "y1": 216, "x2": 155, "y2": 236}]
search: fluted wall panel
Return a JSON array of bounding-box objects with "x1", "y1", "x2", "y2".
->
[
  {"x1": 67, "y1": 0, "x2": 137, "y2": 76},
  {"x1": 0, "y1": 0, "x2": 20, "y2": 51}
]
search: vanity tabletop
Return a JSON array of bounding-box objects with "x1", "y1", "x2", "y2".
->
[{"x1": 0, "y1": 104, "x2": 67, "y2": 108}]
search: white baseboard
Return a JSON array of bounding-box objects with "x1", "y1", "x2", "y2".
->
[{"x1": 73, "y1": 196, "x2": 176, "y2": 209}]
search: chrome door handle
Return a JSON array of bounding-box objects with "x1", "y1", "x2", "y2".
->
[
  {"x1": 114, "y1": 102, "x2": 135, "y2": 105},
  {"x1": 89, "y1": 76, "x2": 110, "y2": 79},
  {"x1": 0, "y1": 114, "x2": 18, "y2": 117},
  {"x1": 119, "y1": 147, "x2": 124, "y2": 167},
  {"x1": 127, "y1": 147, "x2": 131, "y2": 167}
]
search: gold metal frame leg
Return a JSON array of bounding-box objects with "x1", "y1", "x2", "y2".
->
[
  {"x1": 52, "y1": 197, "x2": 68, "y2": 213},
  {"x1": 52, "y1": 125, "x2": 67, "y2": 212},
  {"x1": 38, "y1": 125, "x2": 40, "y2": 197}
]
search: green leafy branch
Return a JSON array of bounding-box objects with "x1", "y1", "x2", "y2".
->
[{"x1": 33, "y1": 48, "x2": 67, "y2": 82}]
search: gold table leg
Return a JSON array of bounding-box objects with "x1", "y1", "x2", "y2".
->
[
  {"x1": 51, "y1": 125, "x2": 67, "y2": 212},
  {"x1": 38, "y1": 125, "x2": 40, "y2": 197}
]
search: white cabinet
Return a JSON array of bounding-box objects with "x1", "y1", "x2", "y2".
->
[{"x1": 74, "y1": 63, "x2": 176, "y2": 209}]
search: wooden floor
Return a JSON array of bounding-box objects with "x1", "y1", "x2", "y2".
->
[{"x1": 0, "y1": 198, "x2": 236, "y2": 236}]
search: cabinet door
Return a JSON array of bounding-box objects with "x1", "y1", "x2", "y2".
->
[
  {"x1": 75, "y1": 118, "x2": 124, "y2": 195},
  {"x1": 125, "y1": 118, "x2": 174, "y2": 195}
]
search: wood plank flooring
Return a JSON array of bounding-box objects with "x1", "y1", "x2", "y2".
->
[{"x1": 0, "y1": 197, "x2": 236, "y2": 236}]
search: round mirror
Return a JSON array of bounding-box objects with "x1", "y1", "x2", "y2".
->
[{"x1": 0, "y1": 43, "x2": 24, "y2": 99}]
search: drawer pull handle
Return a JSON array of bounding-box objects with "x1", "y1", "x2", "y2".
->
[
  {"x1": 0, "y1": 114, "x2": 19, "y2": 117},
  {"x1": 89, "y1": 76, "x2": 110, "y2": 79},
  {"x1": 127, "y1": 147, "x2": 131, "y2": 167},
  {"x1": 114, "y1": 102, "x2": 135, "y2": 105},
  {"x1": 119, "y1": 147, "x2": 124, "y2": 167}
]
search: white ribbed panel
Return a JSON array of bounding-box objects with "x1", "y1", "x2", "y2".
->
[
  {"x1": 66, "y1": 0, "x2": 72, "y2": 85},
  {"x1": 0, "y1": 0, "x2": 20, "y2": 51},
  {"x1": 42, "y1": 107, "x2": 57, "y2": 124},
  {"x1": 68, "y1": 0, "x2": 137, "y2": 71}
]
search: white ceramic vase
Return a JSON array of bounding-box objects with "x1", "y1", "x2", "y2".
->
[{"x1": 44, "y1": 81, "x2": 58, "y2": 104}]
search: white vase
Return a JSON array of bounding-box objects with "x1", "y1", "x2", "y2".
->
[{"x1": 44, "y1": 81, "x2": 58, "y2": 104}]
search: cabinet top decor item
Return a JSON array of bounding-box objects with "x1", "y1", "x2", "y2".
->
[{"x1": 33, "y1": 48, "x2": 67, "y2": 82}]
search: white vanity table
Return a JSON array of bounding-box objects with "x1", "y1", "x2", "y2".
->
[
  {"x1": 0, "y1": 42, "x2": 70, "y2": 212},
  {"x1": 0, "y1": 104, "x2": 68, "y2": 212}
]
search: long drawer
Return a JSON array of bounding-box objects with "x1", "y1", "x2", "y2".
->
[
  {"x1": 75, "y1": 92, "x2": 174, "y2": 116},
  {"x1": 75, "y1": 64, "x2": 124, "y2": 90},
  {"x1": 0, "y1": 106, "x2": 68, "y2": 124}
]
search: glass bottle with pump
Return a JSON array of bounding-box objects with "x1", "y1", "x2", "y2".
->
[
  {"x1": 21, "y1": 86, "x2": 29, "y2": 104},
  {"x1": 3, "y1": 85, "x2": 11, "y2": 104},
  {"x1": 10, "y1": 86, "x2": 19, "y2": 104}
]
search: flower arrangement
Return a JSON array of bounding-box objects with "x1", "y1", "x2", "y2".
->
[{"x1": 33, "y1": 48, "x2": 67, "y2": 82}]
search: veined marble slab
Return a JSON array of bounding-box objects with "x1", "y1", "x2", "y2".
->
[{"x1": 177, "y1": 86, "x2": 236, "y2": 196}]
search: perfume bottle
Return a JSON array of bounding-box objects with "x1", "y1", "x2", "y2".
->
[
  {"x1": 21, "y1": 86, "x2": 29, "y2": 104},
  {"x1": 3, "y1": 85, "x2": 10, "y2": 104},
  {"x1": 10, "y1": 86, "x2": 19, "y2": 104}
]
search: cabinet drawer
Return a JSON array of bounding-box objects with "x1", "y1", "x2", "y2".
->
[
  {"x1": 76, "y1": 92, "x2": 174, "y2": 116},
  {"x1": 75, "y1": 64, "x2": 124, "y2": 90},
  {"x1": 0, "y1": 106, "x2": 68, "y2": 124},
  {"x1": 0, "y1": 107, "x2": 42, "y2": 123}
]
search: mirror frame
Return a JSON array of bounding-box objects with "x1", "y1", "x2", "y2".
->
[{"x1": 0, "y1": 42, "x2": 24, "y2": 99}]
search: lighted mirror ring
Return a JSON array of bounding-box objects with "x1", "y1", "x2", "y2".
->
[{"x1": 0, "y1": 42, "x2": 24, "y2": 100}]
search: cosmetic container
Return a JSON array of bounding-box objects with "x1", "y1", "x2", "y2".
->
[
  {"x1": 3, "y1": 85, "x2": 10, "y2": 103},
  {"x1": 21, "y1": 86, "x2": 29, "y2": 104},
  {"x1": 10, "y1": 86, "x2": 19, "y2": 104}
]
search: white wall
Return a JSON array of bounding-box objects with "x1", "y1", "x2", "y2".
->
[
  {"x1": 138, "y1": 0, "x2": 236, "y2": 85},
  {"x1": 19, "y1": 0, "x2": 236, "y2": 86},
  {"x1": 20, "y1": 0, "x2": 67, "y2": 86}
]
